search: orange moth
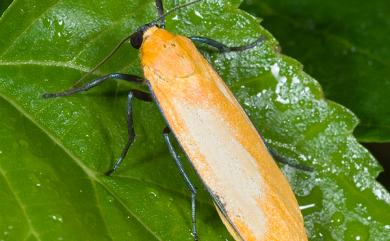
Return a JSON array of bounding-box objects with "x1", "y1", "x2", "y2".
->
[
  {"x1": 142, "y1": 26, "x2": 307, "y2": 241},
  {"x1": 44, "y1": 0, "x2": 308, "y2": 240}
]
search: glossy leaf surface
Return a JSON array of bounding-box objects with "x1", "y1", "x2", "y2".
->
[{"x1": 0, "y1": 0, "x2": 389, "y2": 240}]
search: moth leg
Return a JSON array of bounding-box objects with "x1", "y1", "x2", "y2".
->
[
  {"x1": 163, "y1": 127, "x2": 198, "y2": 241},
  {"x1": 43, "y1": 72, "x2": 152, "y2": 175},
  {"x1": 268, "y1": 148, "x2": 314, "y2": 172},
  {"x1": 256, "y1": 133, "x2": 313, "y2": 172},
  {"x1": 42, "y1": 73, "x2": 145, "y2": 98},
  {"x1": 190, "y1": 36, "x2": 264, "y2": 53},
  {"x1": 155, "y1": 0, "x2": 166, "y2": 28},
  {"x1": 106, "y1": 91, "x2": 152, "y2": 176}
]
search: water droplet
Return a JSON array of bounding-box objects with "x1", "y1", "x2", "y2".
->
[
  {"x1": 194, "y1": 10, "x2": 204, "y2": 19},
  {"x1": 7, "y1": 226, "x2": 13, "y2": 230},
  {"x1": 373, "y1": 185, "x2": 386, "y2": 200},
  {"x1": 345, "y1": 221, "x2": 369, "y2": 240},
  {"x1": 36, "y1": 183, "x2": 41, "y2": 187},
  {"x1": 292, "y1": 76, "x2": 300, "y2": 84},
  {"x1": 271, "y1": 63, "x2": 280, "y2": 78},
  {"x1": 51, "y1": 215, "x2": 63, "y2": 223},
  {"x1": 329, "y1": 211, "x2": 345, "y2": 231},
  {"x1": 150, "y1": 191, "x2": 158, "y2": 198},
  {"x1": 172, "y1": 15, "x2": 179, "y2": 21}
]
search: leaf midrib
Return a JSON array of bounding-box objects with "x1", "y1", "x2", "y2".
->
[
  {"x1": 0, "y1": 91, "x2": 164, "y2": 241},
  {"x1": 0, "y1": 77, "x2": 216, "y2": 240},
  {"x1": 0, "y1": 0, "x2": 63, "y2": 58},
  {"x1": 0, "y1": 60, "x2": 91, "y2": 72},
  {"x1": 0, "y1": 59, "x2": 214, "y2": 208}
]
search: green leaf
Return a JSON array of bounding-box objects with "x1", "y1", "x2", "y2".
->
[
  {"x1": 0, "y1": 0, "x2": 389, "y2": 241},
  {"x1": 0, "y1": 0, "x2": 13, "y2": 16},
  {"x1": 240, "y1": 0, "x2": 390, "y2": 142}
]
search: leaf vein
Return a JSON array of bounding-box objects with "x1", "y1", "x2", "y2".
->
[
  {"x1": 0, "y1": 0, "x2": 63, "y2": 58},
  {"x1": 114, "y1": 175, "x2": 214, "y2": 207},
  {"x1": 95, "y1": 179, "x2": 163, "y2": 241},
  {"x1": 90, "y1": 180, "x2": 115, "y2": 241},
  {"x1": 0, "y1": 92, "x2": 166, "y2": 241},
  {"x1": 69, "y1": 0, "x2": 151, "y2": 65},
  {"x1": 0, "y1": 167, "x2": 42, "y2": 241}
]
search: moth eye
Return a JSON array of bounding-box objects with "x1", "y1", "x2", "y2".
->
[{"x1": 130, "y1": 31, "x2": 144, "y2": 49}]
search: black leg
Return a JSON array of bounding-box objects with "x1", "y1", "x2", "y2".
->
[
  {"x1": 163, "y1": 127, "x2": 198, "y2": 241},
  {"x1": 190, "y1": 36, "x2": 264, "y2": 53},
  {"x1": 268, "y1": 148, "x2": 314, "y2": 172},
  {"x1": 42, "y1": 72, "x2": 153, "y2": 175},
  {"x1": 256, "y1": 134, "x2": 313, "y2": 172},
  {"x1": 106, "y1": 91, "x2": 153, "y2": 176},
  {"x1": 155, "y1": 0, "x2": 165, "y2": 28},
  {"x1": 42, "y1": 73, "x2": 145, "y2": 98}
]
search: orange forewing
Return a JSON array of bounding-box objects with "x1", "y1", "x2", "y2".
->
[{"x1": 140, "y1": 27, "x2": 307, "y2": 241}]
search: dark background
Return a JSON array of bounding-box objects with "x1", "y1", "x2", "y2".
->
[
  {"x1": 239, "y1": 0, "x2": 389, "y2": 191},
  {"x1": 364, "y1": 143, "x2": 389, "y2": 190}
]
